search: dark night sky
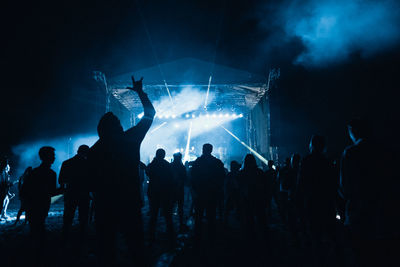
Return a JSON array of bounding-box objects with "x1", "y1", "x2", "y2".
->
[{"x1": 1, "y1": 0, "x2": 400, "y2": 158}]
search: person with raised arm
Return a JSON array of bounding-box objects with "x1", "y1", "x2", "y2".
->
[{"x1": 88, "y1": 75, "x2": 155, "y2": 266}]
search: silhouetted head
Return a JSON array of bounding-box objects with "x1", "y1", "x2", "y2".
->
[
  {"x1": 39, "y1": 146, "x2": 55, "y2": 166},
  {"x1": 202, "y1": 143, "x2": 213, "y2": 156},
  {"x1": 347, "y1": 118, "x2": 368, "y2": 143},
  {"x1": 155, "y1": 149, "x2": 166, "y2": 160},
  {"x1": 230, "y1": 160, "x2": 241, "y2": 172},
  {"x1": 173, "y1": 152, "x2": 182, "y2": 162},
  {"x1": 243, "y1": 154, "x2": 257, "y2": 170},
  {"x1": 267, "y1": 160, "x2": 274, "y2": 169},
  {"x1": 309, "y1": 135, "x2": 326, "y2": 154},
  {"x1": 77, "y1": 145, "x2": 90, "y2": 157},
  {"x1": 291, "y1": 153, "x2": 301, "y2": 169},
  {"x1": 97, "y1": 112, "x2": 123, "y2": 139}
]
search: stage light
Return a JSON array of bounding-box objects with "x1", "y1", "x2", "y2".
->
[
  {"x1": 212, "y1": 114, "x2": 216, "y2": 118},
  {"x1": 232, "y1": 113, "x2": 237, "y2": 118},
  {"x1": 206, "y1": 114, "x2": 210, "y2": 118},
  {"x1": 158, "y1": 115, "x2": 164, "y2": 119},
  {"x1": 172, "y1": 114, "x2": 177, "y2": 118},
  {"x1": 192, "y1": 114, "x2": 196, "y2": 118},
  {"x1": 239, "y1": 114, "x2": 243, "y2": 118},
  {"x1": 219, "y1": 114, "x2": 223, "y2": 118},
  {"x1": 225, "y1": 114, "x2": 230, "y2": 117},
  {"x1": 191, "y1": 146, "x2": 194, "y2": 150},
  {"x1": 138, "y1": 113, "x2": 144, "y2": 119},
  {"x1": 165, "y1": 115, "x2": 170, "y2": 119},
  {"x1": 185, "y1": 114, "x2": 190, "y2": 118},
  {"x1": 174, "y1": 123, "x2": 180, "y2": 128}
]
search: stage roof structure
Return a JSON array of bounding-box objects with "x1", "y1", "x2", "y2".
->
[{"x1": 97, "y1": 58, "x2": 269, "y2": 115}]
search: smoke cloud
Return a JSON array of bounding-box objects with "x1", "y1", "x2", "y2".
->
[
  {"x1": 152, "y1": 85, "x2": 214, "y2": 117},
  {"x1": 279, "y1": 0, "x2": 400, "y2": 66}
]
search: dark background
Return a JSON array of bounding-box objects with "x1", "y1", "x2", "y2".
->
[{"x1": 1, "y1": 0, "x2": 399, "y2": 159}]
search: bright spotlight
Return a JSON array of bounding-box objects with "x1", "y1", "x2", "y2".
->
[
  {"x1": 174, "y1": 123, "x2": 180, "y2": 128},
  {"x1": 165, "y1": 115, "x2": 170, "y2": 119},
  {"x1": 137, "y1": 113, "x2": 144, "y2": 119},
  {"x1": 232, "y1": 113, "x2": 237, "y2": 118},
  {"x1": 212, "y1": 114, "x2": 216, "y2": 118},
  {"x1": 239, "y1": 114, "x2": 243, "y2": 118},
  {"x1": 192, "y1": 114, "x2": 196, "y2": 118},
  {"x1": 158, "y1": 115, "x2": 164, "y2": 119},
  {"x1": 206, "y1": 114, "x2": 210, "y2": 118},
  {"x1": 225, "y1": 114, "x2": 229, "y2": 117},
  {"x1": 185, "y1": 114, "x2": 190, "y2": 118},
  {"x1": 219, "y1": 114, "x2": 223, "y2": 118},
  {"x1": 172, "y1": 114, "x2": 177, "y2": 118}
]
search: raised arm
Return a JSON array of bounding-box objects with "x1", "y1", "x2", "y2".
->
[{"x1": 126, "y1": 76, "x2": 156, "y2": 142}]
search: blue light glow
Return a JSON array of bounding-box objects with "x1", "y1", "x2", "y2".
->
[{"x1": 282, "y1": 0, "x2": 400, "y2": 66}]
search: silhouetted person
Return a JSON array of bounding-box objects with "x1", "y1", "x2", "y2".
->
[
  {"x1": 191, "y1": 143, "x2": 225, "y2": 245},
  {"x1": 146, "y1": 148, "x2": 175, "y2": 243},
  {"x1": 0, "y1": 158, "x2": 13, "y2": 220},
  {"x1": 14, "y1": 166, "x2": 32, "y2": 225},
  {"x1": 264, "y1": 160, "x2": 277, "y2": 217},
  {"x1": 297, "y1": 135, "x2": 336, "y2": 266},
  {"x1": 237, "y1": 154, "x2": 268, "y2": 240},
  {"x1": 59, "y1": 144, "x2": 90, "y2": 243},
  {"x1": 278, "y1": 157, "x2": 292, "y2": 223},
  {"x1": 22, "y1": 146, "x2": 58, "y2": 264},
  {"x1": 224, "y1": 160, "x2": 241, "y2": 224},
  {"x1": 287, "y1": 154, "x2": 301, "y2": 241},
  {"x1": 170, "y1": 152, "x2": 187, "y2": 230},
  {"x1": 88, "y1": 76, "x2": 155, "y2": 266},
  {"x1": 340, "y1": 119, "x2": 382, "y2": 266}
]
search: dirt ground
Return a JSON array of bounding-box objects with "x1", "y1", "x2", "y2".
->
[{"x1": 0, "y1": 196, "x2": 353, "y2": 267}]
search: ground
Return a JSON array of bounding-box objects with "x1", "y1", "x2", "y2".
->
[{"x1": 0, "y1": 196, "x2": 352, "y2": 267}]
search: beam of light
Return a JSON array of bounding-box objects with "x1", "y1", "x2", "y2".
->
[
  {"x1": 150, "y1": 122, "x2": 167, "y2": 134},
  {"x1": 204, "y1": 75, "x2": 212, "y2": 110},
  {"x1": 221, "y1": 126, "x2": 268, "y2": 165},
  {"x1": 183, "y1": 121, "x2": 193, "y2": 163},
  {"x1": 164, "y1": 80, "x2": 174, "y2": 107}
]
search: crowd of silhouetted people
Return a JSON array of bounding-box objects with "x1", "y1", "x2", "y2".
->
[{"x1": 1, "y1": 76, "x2": 399, "y2": 267}]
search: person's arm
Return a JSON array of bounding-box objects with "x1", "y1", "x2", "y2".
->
[
  {"x1": 125, "y1": 76, "x2": 156, "y2": 142},
  {"x1": 58, "y1": 162, "x2": 67, "y2": 190}
]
